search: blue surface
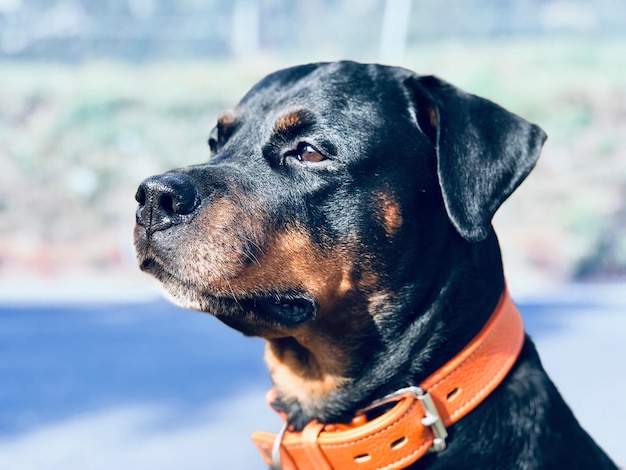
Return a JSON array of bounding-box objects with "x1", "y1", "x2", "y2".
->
[
  {"x1": 0, "y1": 300, "x2": 269, "y2": 435},
  {"x1": 0, "y1": 295, "x2": 601, "y2": 434},
  {"x1": 0, "y1": 286, "x2": 624, "y2": 468}
]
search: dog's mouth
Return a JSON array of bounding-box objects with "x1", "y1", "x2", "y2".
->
[
  {"x1": 240, "y1": 296, "x2": 317, "y2": 327},
  {"x1": 140, "y1": 255, "x2": 317, "y2": 334},
  {"x1": 202, "y1": 293, "x2": 319, "y2": 337}
]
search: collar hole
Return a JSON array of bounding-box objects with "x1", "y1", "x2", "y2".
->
[
  {"x1": 391, "y1": 436, "x2": 408, "y2": 450},
  {"x1": 446, "y1": 387, "x2": 461, "y2": 402},
  {"x1": 354, "y1": 453, "x2": 372, "y2": 463}
]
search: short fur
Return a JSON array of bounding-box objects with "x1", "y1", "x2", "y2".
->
[{"x1": 134, "y1": 61, "x2": 617, "y2": 469}]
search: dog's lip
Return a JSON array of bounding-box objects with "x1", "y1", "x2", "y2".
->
[
  {"x1": 241, "y1": 296, "x2": 317, "y2": 328},
  {"x1": 139, "y1": 256, "x2": 159, "y2": 273}
]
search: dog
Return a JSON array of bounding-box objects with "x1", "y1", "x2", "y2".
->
[{"x1": 134, "y1": 61, "x2": 617, "y2": 469}]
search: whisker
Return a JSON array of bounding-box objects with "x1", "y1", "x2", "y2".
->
[{"x1": 226, "y1": 279, "x2": 241, "y2": 308}]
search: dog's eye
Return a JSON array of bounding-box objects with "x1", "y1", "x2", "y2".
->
[{"x1": 296, "y1": 143, "x2": 326, "y2": 163}]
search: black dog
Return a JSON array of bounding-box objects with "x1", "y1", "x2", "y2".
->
[{"x1": 134, "y1": 61, "x2": 617, "y2": 469}]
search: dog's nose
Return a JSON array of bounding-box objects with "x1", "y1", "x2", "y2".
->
[{"x1": 135, "y1": 173, "x2": 199, "y2": 234}]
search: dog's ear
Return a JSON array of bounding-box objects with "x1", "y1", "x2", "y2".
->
[{"x1": 406, "y1": 75, "x2": 547, "y2": 242}]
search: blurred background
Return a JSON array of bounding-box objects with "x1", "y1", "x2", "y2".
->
[{"x1": 0, "y1": 0, "x2": 625, "y2": 468}]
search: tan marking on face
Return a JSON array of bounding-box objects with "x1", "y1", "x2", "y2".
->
[
  {"x1": 150, "y1": 214, "x2": 379, "y2": 409},
  {"x1": 148, "y1": 194, "x2": 268, "y2": 298},
  {"x1": 224, "y1": 228, "x2": 353, "y2": 308},
  {"x1": 185, "y1": 199, "x2": 251, "y2": 285},
  {"x1": 152, "y1": 198, "x2": 360, "y2": 311},
  {"x1": 230, "y1": 228, "x2": 376, "y2": 412},
  {"x1": 273, "y1": 111, "x2": 304, "y2": 134},
  {"x1": 374, "y1": 192, "x2": 403, "y2": 237}
]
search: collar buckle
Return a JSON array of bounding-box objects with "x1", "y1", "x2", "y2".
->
[
  {"x1": 415, "y1": 387, "x2": 448, "y2": 452},
  {"x1": 358, "y1": 386, "x2": 448, "y2": 453}
]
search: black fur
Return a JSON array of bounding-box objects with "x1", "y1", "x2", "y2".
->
[{"x1": 134, "y1": 61, "x2": 617, "y2": 468}]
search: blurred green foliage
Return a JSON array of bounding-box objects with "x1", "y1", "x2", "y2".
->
[{"x1": 1, "y1": 38, "x2": 625, "y2": 282}]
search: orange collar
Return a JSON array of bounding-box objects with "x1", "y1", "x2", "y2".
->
[{"x1": 252, "y1": 288, "x2": 525, "y2": 470}]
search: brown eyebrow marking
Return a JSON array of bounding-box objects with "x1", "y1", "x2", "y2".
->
[
  {"x1": 217, "y1": 110, "x2": 235, "y2": 132},
  {"x1": 213, "y1": 110, "x2": 237, "y2": 145},
  {"x1": 274, "y1": 111, "x2": 302, "y2": 132},
  {"x1": 272, "y1": 109, "x2": 315, "y2": 139}
]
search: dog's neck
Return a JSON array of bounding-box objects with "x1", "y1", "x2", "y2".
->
[
  {"x1": 267, "y1": 230, "x2": 505, "y2": 430},
  {"x1": 411, "y1": 231, "x2": 506, "y2": 382},
  {"x1": 253, "y1": 271, "x2": 524, "y2": 469}
]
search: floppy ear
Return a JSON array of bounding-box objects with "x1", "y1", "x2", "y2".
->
[{"x1": 407, "y1": 75, "x2": 547, "y2": 242}]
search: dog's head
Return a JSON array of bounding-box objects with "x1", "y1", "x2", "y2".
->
[{"x1": 134, "y1": 61, "x2": 545, "y2": 423}]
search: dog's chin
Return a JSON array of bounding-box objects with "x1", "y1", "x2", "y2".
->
[{"x1": 140, "y1": 257, "x2": 317, "y2": 337}]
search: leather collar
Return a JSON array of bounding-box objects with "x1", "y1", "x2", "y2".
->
[{"x1": 252, "y1": 288, "x2": 525, "y2": 470}]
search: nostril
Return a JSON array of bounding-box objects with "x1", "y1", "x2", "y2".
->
[
  {"x1": 159, "y1": 193, "x2": 174, "y2": 214},
  {"x1": 173, "y1": 193, "x2": 198, "y2": 215},
  {"x1": 157, "y1": 190, "x2": 198, "y2": 216}
]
